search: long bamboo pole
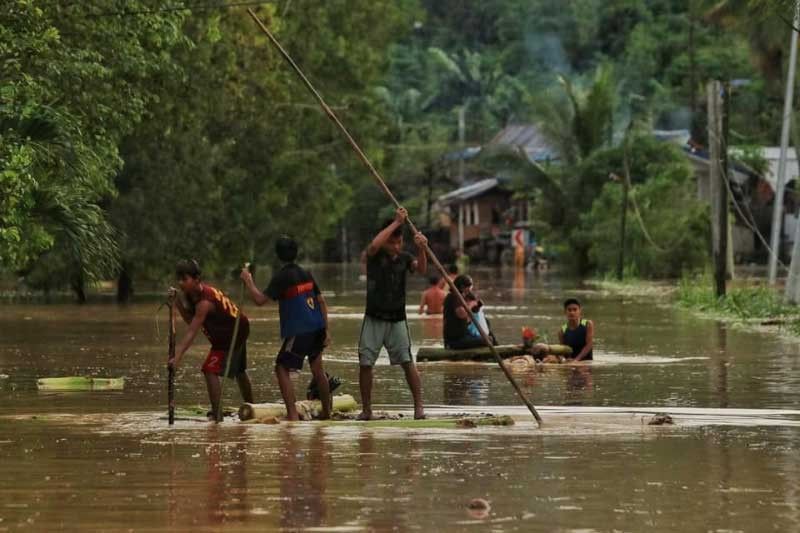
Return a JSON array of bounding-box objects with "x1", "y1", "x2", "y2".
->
[
  {"x1": 217, "y1": 279, "x2": 246, "y2": 422},
  {"x1": 167, "y1": 297, "x2": 176, "y2": 426},
  {"x1": 247, "y1": 9, "x2": 542, "y2": 426}
]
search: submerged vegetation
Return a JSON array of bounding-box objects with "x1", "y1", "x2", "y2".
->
[{"x1": 677, "y1": 275, "x2": 800, "y2": 333}]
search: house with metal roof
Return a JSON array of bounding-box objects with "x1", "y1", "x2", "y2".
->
[{"x1": 436, "y1": 177, "x2": 529, "y2": 262}]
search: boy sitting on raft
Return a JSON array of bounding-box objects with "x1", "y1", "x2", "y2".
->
[
  {"x1": 443, "y1": 275, "x2": 497, "y2": 349},
  {"x1": 240, "y1": 236, "x2": 333, "y2": 421},
  {"x1": 169, "y1": 259, "x2": 254, "y2": 421}
]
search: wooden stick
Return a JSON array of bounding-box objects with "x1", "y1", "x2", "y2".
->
[
  {"x1": 246, "y1": 9, "x2": 542, "y2": 426},
  {"x1": 167, "y1": 298, "x2": 176, "y2": 426},
  {"x1": 217, "y1": 277, "x2": 246, "y2": 422}
]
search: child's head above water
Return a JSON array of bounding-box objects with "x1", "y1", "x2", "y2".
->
[{"x1": 563, "y1": 298, "x2": 582, "y2": 322}]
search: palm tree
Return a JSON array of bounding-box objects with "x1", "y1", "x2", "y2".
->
[{"x1": 522, "y1": 63, "x2": 618, "y2": 273}]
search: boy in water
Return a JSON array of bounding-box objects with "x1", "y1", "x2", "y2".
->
[
  {"x1": 169, "y1": 259, "x2": 254, "y2": 421},
  {"x1": 359, "y1": 207, "x2": 428, "y2": 420},
  {"x1": 240, "y1": 236, "x2": 332, "y2": 420},
  {"x1": 419, "y1": 275, "x2": 446, "y2": 315},
  {"x1": 558, "y1": 298, "x2": 594, "y2": 361}
]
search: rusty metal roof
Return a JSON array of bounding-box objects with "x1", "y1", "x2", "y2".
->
[{"x1": 437, "y1": 178, "x2": 502, "y2": 205}]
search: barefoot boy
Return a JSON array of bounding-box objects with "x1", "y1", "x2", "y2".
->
[
  {"x1": 240, "y1": 236, "x2": 332, "y2": 420},
  {"x1": 169, "y1": 259, "x2": 254, "y2": 421},
  {"x1": 359, "y1": 207, "x2": 428, "y2": 420}
]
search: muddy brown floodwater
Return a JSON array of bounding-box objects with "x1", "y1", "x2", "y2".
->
[{"x1": 2, "y1": 265, "x2": 800, "y2": 531}]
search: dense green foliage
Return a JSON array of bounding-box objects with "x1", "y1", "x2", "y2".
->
[
  {"x1": 1, "y1": 0, "x2": 798, "y2": 299},
  {"x1": 580, "y1": 138, "x2": 709, "y2": 277},
  {"x1": 110, "y1": 3, "x2": 415, "y2": 285},
  {"x1": 1, "y1": 1, "x2": 185, "y2": 298}
]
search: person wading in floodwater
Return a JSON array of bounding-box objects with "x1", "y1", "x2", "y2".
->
[
  {"x1": 358, "y1": 207, "x2": 428, "y2": 420},
  {"x1": 419, "y1": 275, "x2": 446, "y2": 315},
  {"x1": 558, "y1": 298, "x2": 594, "y2": 361},
  {"x1": 169, "y1": 259, "x2": 254, "y2": 421}
]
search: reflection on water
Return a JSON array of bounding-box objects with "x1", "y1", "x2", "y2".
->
[
  {"x1": 2, "y1": 265, "x2": 800, "y2": 531},
  {"x1": 442, "y1": 366, "x2": 490, "y2": 405},
  {"x1": 564, "y1": 366, "x2": 594, "y2": 406},
  {"x1": 715, "y1": 323, "x2": 729, "y2": 409},
  {"x1": 279, "y1": 426, "x2": 330, "y2": 530}
]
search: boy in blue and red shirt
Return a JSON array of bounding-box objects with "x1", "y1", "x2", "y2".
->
[{"x1": 241, "y1": 236, "x2": 332, "y2": 420}]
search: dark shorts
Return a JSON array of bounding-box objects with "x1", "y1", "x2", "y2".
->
[
  {"x1": 202, "y1": 343, "x2": 247, "y2": 378},
  {"x1": 276, "y1": 329, "x2": 326, "y2": 371}
]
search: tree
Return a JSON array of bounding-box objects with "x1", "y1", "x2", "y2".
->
[
  {"x1": 1, "y1": 1, "x2": 185, "y2": 300},
  {"x1": 110, "y1": 2, "x2": 417, "y2": 298},
  {"x1": 579, "y1": 136, "x2": 709, "y2": 277}
]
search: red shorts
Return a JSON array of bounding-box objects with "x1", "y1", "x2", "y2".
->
[
  {"x1": 201, "y1": 344, "x2": 247, "y2": 377},
  {"x1": 202, "y1": 350, "x2": 225, "y2": 374}
]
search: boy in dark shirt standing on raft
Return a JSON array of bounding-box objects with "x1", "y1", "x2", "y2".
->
[
  {"x1": 169, "y1": 259, "x2": 254, "y2": 421},
  {"x1": 240, "y1": 236, "x2": 332, "y2": 421},
  {"x1": 359, "y1": 207, "x2": 428, "y2": 420},
  {"x1": 558, "y1": 298, "x2": 594, "y2": 361}
]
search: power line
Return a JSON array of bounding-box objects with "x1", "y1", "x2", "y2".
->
[{"x1": 45, "y1": 0, "x2": 274, "y2": 18}]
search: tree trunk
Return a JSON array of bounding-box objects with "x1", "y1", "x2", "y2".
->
[
  {"x1": 117, "y1": 264, "x2": 133, "y2": 303},
  {"x1": 71, "y1": 273, "x2": 87, "y2": 304}
]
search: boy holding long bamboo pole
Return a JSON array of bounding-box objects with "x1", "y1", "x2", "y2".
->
[{"x1": 358, "y1": 207, "x2": 428, "y2": 420}]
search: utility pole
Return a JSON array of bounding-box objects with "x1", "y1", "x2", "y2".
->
[
  {"x1": 615, "y1": 137, "x2": 632, "y2": 282},
  {"x1": 458, "y1": 106, "x2": 466, "y2": 184},
  {"x1": 425, "y1": 163, "x2": 434, "y2": 229},
  {"x1": 768, "y1": 0, "x2": 800, "y2": 284},
  {"x1": 616, "y1": 173, "x2": 628, "y2": 281},
  {"x1": 708, "y1": 80, "x2": 729, "y2": 298}
]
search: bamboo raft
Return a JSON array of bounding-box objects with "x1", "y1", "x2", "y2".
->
[
  {"x1": 37, "y1": 377, "x2": 125, "y2": 391},
  {"x1": 239, "y1": 394, "x2": 359, "y2": 422},
  {"x1": 415, "y1": 344, "x2": 573, "y2": 362}
]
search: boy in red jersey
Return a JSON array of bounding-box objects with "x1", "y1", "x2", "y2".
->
[{"x1": 169, "y1": 259, "x2": 254, "y2": 421}]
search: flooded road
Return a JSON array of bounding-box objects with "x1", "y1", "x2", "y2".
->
[{"x1": 2, "y1": 265, "x2": 800, "y2": 531}]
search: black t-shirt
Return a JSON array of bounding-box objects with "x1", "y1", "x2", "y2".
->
[
  {"x1": 443, "y1": 292, "x2": 469, "y2": 343},
  {"x1": 365, "y1": 250, "x2": 415, "y2": 321}
]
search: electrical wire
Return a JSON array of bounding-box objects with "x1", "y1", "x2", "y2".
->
[{"x1": 42, "y1": 0, "x2": 274, "y2": 18}]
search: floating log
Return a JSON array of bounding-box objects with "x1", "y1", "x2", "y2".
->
[
  {"x1": 540, "y1": 344, "x2": 574, "y2": 357},
  {"x1": 416, "y1": 344, "x2": 573, "y2": 362},
  {"x1": 37, "y1": 377, "x2": 125, "y2": 391},
  {"x1": 318, "y1": 415, "x2": 515, "y2": 429},
  {"x1": 416, "y1": 344, "x2": 527, "y2": 362},
  {"x1": 239, "y1": 394, "x2": 358, "y2": 421}
]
